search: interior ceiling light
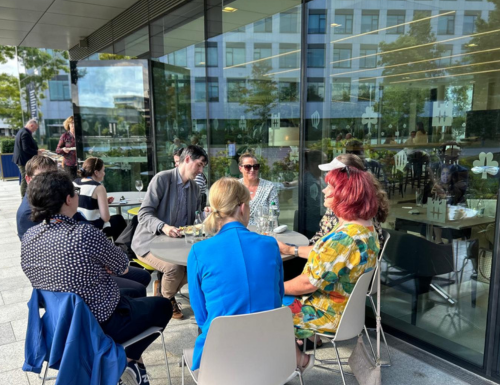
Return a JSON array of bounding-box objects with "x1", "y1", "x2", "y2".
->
[
  {"x1": 331, "y1": 28, "x2": 500, "y2": 66},
  {"x1": 390, "y1": 68, "x2": 500, "y2": 85},
  {"x1": 351, "y1": 58, "x2": 500, "y2": 82},
  {"x1": 331, "y1": 11, "x2": 456, "y2": 44},
  {"x1": 225, "y1": 49, "x2": 300, "y2": 70},
  {"x1": 223, "y1": 7, "x2": 237, "y2": 12},
  {"x1": 467, "y1": 43, "x2": 478, "y2": 47},
  {"x1": 331, "y1": 47, "x2": 500, "y2": 77},
  {"x1": 331, "y1": 23, "x2": 342, "y2": 27}
]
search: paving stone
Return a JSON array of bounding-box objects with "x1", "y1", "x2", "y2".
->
[
  {"x1": 0, "y1": 340, "x2": 25, "y2": 372},
  {"x1": 10, "y1": 319, "x2": 28, "y2": 341},
  {"x1": 2, "y1": 286, "x2": 33, "y2": 305},
  {"x1": 0, "y1": 302, "x2": 29, "y2": 324},
  {"x1": 0, "y1": 265, "x2": 25, "y2": 280},
  {"x1": 0, "y1": 368, "x2": 29, "y2": 385},
  {"x1": 0, "y1": 255, "x2": 21, "y2": 268},
  {"x1": 0, "y1": 275, "x2": 31, "y2": 291},
  {"x1": 26, "y1": 369, "x2": 57, "y2": 385},
  {"x1": 0, "y1": 322, "x2": 15, "y2": 346}
]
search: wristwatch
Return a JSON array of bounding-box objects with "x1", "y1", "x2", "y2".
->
[{"x1": 294, "y1": 245, "x2": 299, "y2": 257}]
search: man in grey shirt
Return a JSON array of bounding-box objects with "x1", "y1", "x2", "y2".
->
[{"x1": 132, "y1": 145, "x2": 208, "y2": 319}]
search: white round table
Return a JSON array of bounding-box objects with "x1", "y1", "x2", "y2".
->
[
  {"x1": 149, "y1": 225, "x2": 309, "y2": 266},
  {"x1": 107, "y1": 191, "x2": 142, "y2": 216}
]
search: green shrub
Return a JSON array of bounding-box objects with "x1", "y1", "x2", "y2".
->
[
  {"x1": 0, "y1": 139, "x2": 15, "y2": 153},
  {"x1": 48, "y1": 138, "x2": 59, "y2": 151}
]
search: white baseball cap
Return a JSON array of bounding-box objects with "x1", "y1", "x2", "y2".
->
[{"x1": 318, "y1": 157, "x2": 347, "y2": 172}]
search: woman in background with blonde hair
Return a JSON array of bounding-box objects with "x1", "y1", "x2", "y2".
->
[
  {"x1": 187, "y1": 177, "x2": 314, "y2": 373},
  {"x1": 56, "y1": 116, "x2": 77, "y2": 179}
]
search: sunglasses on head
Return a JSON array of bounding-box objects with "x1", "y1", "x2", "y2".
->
[{"x1": 241, "y1": 164, "x2": 260, "y2": 171}]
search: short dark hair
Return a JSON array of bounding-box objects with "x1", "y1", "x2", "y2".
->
[
  {"x1": 28, "y1": 170, "x2": 75, "y2": 223},
  {"x1": 179, "y1": 145, "x2": 208, "y2": 165},
  {"x1": 173, "y1": 148, "x2": 184, "y2": 158},
  {"x1": 25, "y1": 156, "x2": 57, "y2": 177}
]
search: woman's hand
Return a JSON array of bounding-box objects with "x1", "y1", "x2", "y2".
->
[
  {"x1": 162, "y1": 224, "x2": 181, "y2": 238},
  {"x1": 277, "y1": 240, "x2": 294, "y2": 255},
  {"x1": 107, "y1": 197, "x2": 114, "y2": 204},
  {"x1": 63, "y1": 148, "x2": 71, "y2": 153}
]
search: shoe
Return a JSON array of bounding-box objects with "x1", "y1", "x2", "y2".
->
[
  {"x1": 299, "y1": 353, "x2": 315, "y2": 375},
  {"x1": 153, "y1": 280, "x2": 162, "y2": 297},
  {"x1": 120, "y1": 361, "x2": 141, "y2": 385},
  {"x1": 170, "y1": 297, "x2": 184, "y2": 320},
  {"x1": 119, "y1": 361, "x2": 150, "y2": 385},
  {"x1": 137, "y1": 364, "x2": 150, "y2": 384}
]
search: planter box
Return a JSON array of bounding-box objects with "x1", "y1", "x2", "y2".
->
[{"x1": 0, "y1": 153, "x2": 20, "y2": 181}]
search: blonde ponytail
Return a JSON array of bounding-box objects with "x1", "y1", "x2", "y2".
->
[{"x1": 204, "y1": 177, "x2": 250, "y2": 234}]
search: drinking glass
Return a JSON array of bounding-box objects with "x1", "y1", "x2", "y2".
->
[
  {"x1": 184, "y1": 227, "x2": 195, "y2": 244},
  {"x1": 415, "y1": 188, "x2": 423, "y2": 207},
  {"x1": 135, "y1": 179, "x2": 144, "y2": 201}
]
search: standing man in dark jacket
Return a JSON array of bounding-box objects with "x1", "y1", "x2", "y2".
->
[{"x1": 13, "y1": 119, "x2": 44, "y2": 197}]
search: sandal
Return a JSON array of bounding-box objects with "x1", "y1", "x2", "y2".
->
[{"x1": 299, "y1": 353, "x2": 315, "y2": 374}]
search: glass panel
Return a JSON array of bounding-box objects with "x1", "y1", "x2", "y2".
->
[
  {"x1": 150, "y1": 4, "x2": 206, "y2": 172},
  {"x1": 114, "y1": 26, "x2": 150, "y2": 58},
  {"x1": 305, "y1": 0, "x2": 500, "y2": 368},
  {"x1": 71, "y1": 60, "x2": 152, "y2": 192},
  {"x1": 214, "y1": 0, "x2": 302, "y2": 230}
]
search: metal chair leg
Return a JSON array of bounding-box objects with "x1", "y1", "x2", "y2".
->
[
  {"x1": 181, "y1": 353, "x2": 185, "y2": 385},
  {"x1": 364, "y1": 325, "x2": 376, "y2": 360},
  {"x1": 333, "y1": 342, "x2": 347, "y2": 385},
  {"x1": 369, "y1": 295, "x2": 392, "y2": 366},
  {"x1": 160, "y1": 332, "x2": 172, "y2": 385},
  {"x1": 379, "y1": 325, "x2": 393, "y2": 367},
  {"x1": 298, "y1": 370, "x2": 305, "y2": 385},
  {"x1": 41, "y1": 362, "x2": 49, "y2": 385}
]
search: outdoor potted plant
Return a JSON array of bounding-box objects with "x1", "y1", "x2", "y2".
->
[{"x1": 0, "y1": 138, "x2": 20, "y2": 181}]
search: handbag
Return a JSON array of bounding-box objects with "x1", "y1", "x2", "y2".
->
[{"x1": 348, "y1": 335, "x2": 381, "y2": 385}]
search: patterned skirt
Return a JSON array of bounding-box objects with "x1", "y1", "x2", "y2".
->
[{"x1": 288, "y1": 298, "x2": 340, "y2": 339}]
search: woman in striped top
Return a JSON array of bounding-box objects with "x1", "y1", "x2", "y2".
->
[{"x1": 73, "y1": 157, "x2": 126, "y2": 241}]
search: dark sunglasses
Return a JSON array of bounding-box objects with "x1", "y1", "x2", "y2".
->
[{"x1": 241, "y1": 164, "x2": 260, "y2": 171}]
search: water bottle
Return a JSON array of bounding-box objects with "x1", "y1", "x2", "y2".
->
[
  {"x1": 194, "y1": 211, "x2": 204, "y2": 239},
  {"x1": 269, "y1": 201, "x2": 279, "y2": 235},
  {"x1": 477, "y1": 200, "x2": 484, "y2": 218}
]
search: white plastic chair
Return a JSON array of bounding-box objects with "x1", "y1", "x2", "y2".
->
[
  {"x1": 364, "y1": 229, "x2": 392, "y2": 367},
  {"x1": 181, "y1": 307, "x2": 303, "y2": 385},
  {"x1": 41, "y1": 326, "x2": 172, "y2": 385},
  {"x1": 310, "y1": 269, "x2": 376, "y2": 385}
]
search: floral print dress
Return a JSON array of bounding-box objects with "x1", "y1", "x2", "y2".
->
[{"x1": 289, "y1": 223, "x2": 379, "y2": 338}]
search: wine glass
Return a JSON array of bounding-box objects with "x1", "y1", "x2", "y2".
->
[{"x1": 135, "y1": 179, "x2": 144, "y2": 201}]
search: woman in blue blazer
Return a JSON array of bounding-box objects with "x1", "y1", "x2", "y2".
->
[{"x1": 187, "y1": 177, "x2": 287, "y2": 371}]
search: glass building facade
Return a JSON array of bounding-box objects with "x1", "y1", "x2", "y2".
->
[{"x1": 71, "y1": 0, "x2": 500, "y2": 379}]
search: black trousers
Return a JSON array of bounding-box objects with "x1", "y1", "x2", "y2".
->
[
  {"x1": 103, "y1": 215, "x2": 127, "y2": 242},
  {"x1": 100, "y1": 295, "x2": 172, "y2": 360},
  {"x1": 113, "y1": 266, "x2": 152, "y2": 298}
]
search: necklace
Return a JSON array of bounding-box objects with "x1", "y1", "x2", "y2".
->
[{"x1": 247, "y1": 183, "x2": 258, "y2": 196}]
